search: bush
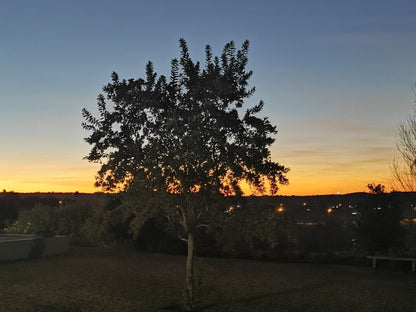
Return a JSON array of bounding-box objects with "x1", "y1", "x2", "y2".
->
[
  {"x1": 135, "y1": 216, "x2": 187, "y2": 254},
  {"x1": 296, "y1": 221, "x2": 352, "y2": 254},
  {"x1": 403, "y1": 225, "x2": 416, "y2": 256},
  {"x1": 0, "y1": 192, "x2": 20, "y2": 229},
  {"x1": 354, "y1": 191, "x2": 404, "y2": 254},
  {"x1": 216, "y1": 205, "x2": 295, "y2": 259},
  {"x1": 5, "y1": 203, "x2": 58, "y2": 236},
  {"x1": 4, "y1": 197, "x2": 124, "y2": 247}
]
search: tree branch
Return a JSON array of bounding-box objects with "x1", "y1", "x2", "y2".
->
[
  {"x1": 178, "y1": 234, "x2": 188, "y2": 242},
  {"x1": 196, "y1": 224, "x2": 210, "y2": 229}
]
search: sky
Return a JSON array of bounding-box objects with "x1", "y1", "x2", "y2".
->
[{"x1": 1, "y1": 0, "x2": 416, "y2": 196}]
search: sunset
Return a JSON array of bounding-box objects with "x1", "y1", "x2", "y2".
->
[
  {"x1": 2, "y1": 1, "x2": 415, "y2": 196},
  {"x1": 2, "y1": 2, "x2": 416, "y2": 310}
]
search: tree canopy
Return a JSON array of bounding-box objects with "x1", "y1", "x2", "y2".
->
[
  {"x1": 354, "y1": 184, "x2": 404, "y2": 253},
  {"x1": 83, "y1": 39, "x2": 287, "y2": 195},
  {"x1": 82, "y1": 39, "x2": 288, "y2": 310}
]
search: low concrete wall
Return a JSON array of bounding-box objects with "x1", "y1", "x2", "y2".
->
[{"x1": 0, "y1": 234, "x2": 69, "y2": 261}]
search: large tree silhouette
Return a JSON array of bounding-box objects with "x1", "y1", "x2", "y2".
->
[{"x1": 82, "y1": 39, "x2": 288, "y2": 310}]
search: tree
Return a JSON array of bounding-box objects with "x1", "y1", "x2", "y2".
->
[
  {"x1": 0, "y1": 192, "x2": 19, "y2": 229},
  {"x1": 354, "y1": 184, "x2": 404, "y2": 254},
  {"x1": 392, "y1": 87, "x2": 416, "y2": 191},
  {"x1": 367, "y1": 183, "x2": 385, "y2": 195},
  {"x1": 82, "y1": 39, "x2": 288, "y2": 311}
]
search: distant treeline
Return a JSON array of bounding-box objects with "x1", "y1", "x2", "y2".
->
[
  {"x1": 1, "y1": 191, "x2": 416, "y2": 262},
  {"x1": 4, "y1": 191, "x2": 416, "y2": 224}
]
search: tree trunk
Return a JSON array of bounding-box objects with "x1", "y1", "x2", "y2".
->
[{"x1": 185, "y1": 232, "x2": 197, "y2": 311}]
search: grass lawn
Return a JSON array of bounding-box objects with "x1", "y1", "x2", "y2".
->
[{"x1": 0, "y1": 247, "x2": 415, "y2": 312}]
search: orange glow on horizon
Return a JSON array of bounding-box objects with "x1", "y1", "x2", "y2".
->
[
  {"x1": 1, "y1": 175, "x2": 393, "y2": 196},
  {"x1": 1, "y1": 159, "x2": 393, "y2": 196},
  {"x1": 0, "y1": 162, "x2": 101, "y2": 194}
]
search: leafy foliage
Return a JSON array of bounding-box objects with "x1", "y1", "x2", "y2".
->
[
  {"x1": 218, "y1": 204, "x2": 287, "y2": 258},
  {"x1": 82, "y1": 39, "x2": 288, "y2": 310},
  {"x1": 353, "y1": 184, "x2": 404, "y2": 254},
  {"x1": 0, "y1": 192, "x2": 19, "y2": 229},
  {"x1": 82, "y1": 38, "x2": 288, "y2": 234},
  {"x1": 5, "y1": 199, "x2": 121, "y2": 247},
  {"x1": 5, "y1": 204, "x2": 58, "y2": 236}
]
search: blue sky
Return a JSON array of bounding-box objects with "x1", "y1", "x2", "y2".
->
[{"x1": 1, "y1": 0, "x2": 416, "y2": 194}]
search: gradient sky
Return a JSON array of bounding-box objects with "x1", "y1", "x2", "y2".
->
[{"x1": 1, "y1": 0, "x2": 416, "y2": 195}]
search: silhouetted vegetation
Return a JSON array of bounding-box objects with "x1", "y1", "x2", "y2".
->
[
  {"x1": 353, "y1": 184, "x2": 405, "y2": 254},
  {"x1": 392, "y1": 88, "x2": 416, "y2": 192},
  {"x1": 0, "y1": 192, "x2": 19, "y2": 229},
  {"x1": 4, "y1": 190, "x2": 416, "y2": 261},
  {"x1": 82, "y1": 39, "x2": 288, "y2": 311},
  {"x1": 3, "y1": 193, "x2": 119, "y2": 246},
  {"x1": 4, "y1": 190, "x2": 416, "y2": 260},
  {"x1": 11, "y1": 190, "x2": 416, "y2": 310}
]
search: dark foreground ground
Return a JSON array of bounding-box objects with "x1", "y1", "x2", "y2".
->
[{"x1": 0, "y1": 247, "x2": 415, "y2": 312}]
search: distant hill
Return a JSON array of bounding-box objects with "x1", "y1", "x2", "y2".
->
[
  {"x1": 2, "y1": 191, "x2": 416, "y2": 224},
  {"x1": 243, "y1": 192, "x2": 416, "y2": 224}
]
